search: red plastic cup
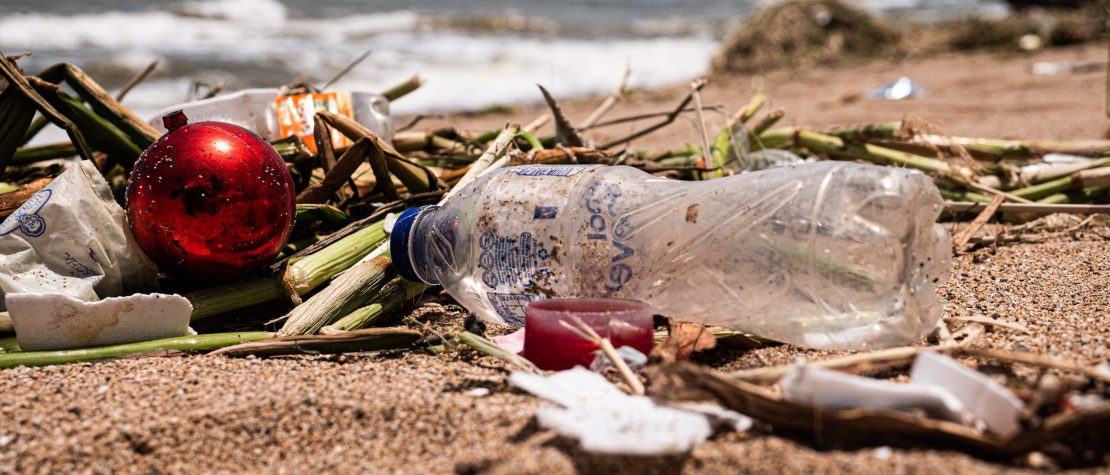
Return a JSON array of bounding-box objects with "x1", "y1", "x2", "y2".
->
[{"x1": 521, "y1": 298, "x2": 653, "y2": 371}]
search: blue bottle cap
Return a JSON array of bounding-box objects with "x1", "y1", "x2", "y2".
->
[{"x1": 390, "y1": 205, "x2": 435, "y2": 283}]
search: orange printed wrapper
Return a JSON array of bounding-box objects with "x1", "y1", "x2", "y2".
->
[{"x1": 275, "y1": 92, "x2": 353, "y2": 153}]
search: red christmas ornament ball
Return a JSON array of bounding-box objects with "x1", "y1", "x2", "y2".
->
[{"x1": 126, "y1": 111, "x2": 295, "y2": 281}]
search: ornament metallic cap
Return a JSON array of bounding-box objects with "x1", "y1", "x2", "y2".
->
[{"x1": 162, "y1": 110, "x2": 188, "y2": 131}]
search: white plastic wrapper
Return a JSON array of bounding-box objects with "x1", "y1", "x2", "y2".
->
[{"x1": 0, "y1": 161, "x2": 158, "y2": 308}]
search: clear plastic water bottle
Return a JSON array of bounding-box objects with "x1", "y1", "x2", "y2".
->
[{"x1": 391, "y1": 162, "x2": 951, "y2": 349}]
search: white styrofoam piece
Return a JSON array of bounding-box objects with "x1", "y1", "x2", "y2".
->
[
  {"x1": 780, "y1": 364, "x2": 971, "y2": 425},
  {"x1": 6, "y1": 292, "x2": 192, "y2": 351},
  {"x1": 910, "y1": 351, "x2": 1024, "y2": 437},
  {"x1": 511, "y1": 367, "x2": 752, "y2": 455}
]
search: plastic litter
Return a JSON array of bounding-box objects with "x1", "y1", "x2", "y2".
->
[
  {"x1": 6, "y1": 293, "x2": 192, "y2": 351},
  {"x1": 391, "y1": 162, "x2": 950, "y2": 349},
  {"x1": 867, "y1": 77, "x2": 925, "y2": 100},
  {"x1": 511, "y1": 367, "x2": 751, "y2": 455},
  {"x1": 590, "y1": 345, "x2": 648, "y2": 373},
  {"x1": 521, "y1": 298, "x2": 653, "y2": 371},
  {"x1": 910, "y1": 350, "x2": 1024, "y2": 437},
  {"x1": 0, "y1": 161, "x2": 158, "y2": 307},
  {"x1": 148, "y1": 88, "x2": 394, "y2": 149},
  {"x1": 780, "y1": 363, "x2": 972, "y2": 425},
  {"x1": 0, "y1": 161, "x2": 196, "y2": 350},
  {"x1": 780, "y1": 351, "x2": 1024, "y2": 436},
  {"x1": 491, "y1": 328, "x2": 526, "y2": 355}
]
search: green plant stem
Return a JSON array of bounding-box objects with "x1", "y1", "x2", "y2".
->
[
  {"x1": 187, "y1": 277, "x2": 285, "y2": 321},
  {"x1": 738, "y1": 93, "x2": 766, "y2": 123},
  {"x1": 39, "y1": 63, "x2": 160, "y2": 148},
  {"x1": 12, "y1": 141, "x2": 77, "y2": 165},
  {"x1": 284, "y1": 219, "x2": 387, "y2": 294},
  {"x1": 35, "y1": 86, "x2": 143, "y2": 168},
  {"x1": 0, "y1": 332, "x2": 273, "y2": 368},
  {"x1": 20, "y1": 116, "x2": 50, "y2": 146},
  {"x1": 188, "y1": 219, "x2": 383, "y2": 321},
  {"x1": 456, "y1": 331, "x2": 539, "y2": 373},
  {"x1": 324, "y1": 279, "x2": 428, "y2": 332},
  {"x1": 822, "y1": 121, "x2": 901, "y2": 141},
  {"x1": 1011, "y1": 176, "x2": 1072, "y2": 200},
  {"x1": 210, "y1": 328, "x2": 421, "y2": 358},
  {"x1": 1036, "y1": 187, "x2": 1107, "y2": 204},
  {"x1": 821, "y1": 121, "x2": 1110, "y2": 158},
  {"x1": 381, "y1": 75, "x2": 423, "y2": 102},
  {"x1": 0, "y1": 85, "x2": 36, "y2": 172},
  {"x1": 271, "y1": 136, "x2": 313, "y2": 163},
  {"x1": 517, "y1": 130, "x2": 544, "y2": 151},
  {"x1": 294, "y1": 203, "x2": 349, "y2": 232},
  {"x1": 279, "y1": 256, "x2": 396, "y2": 336},
  {"x1": 0, "y1": 335, "x2": 18, "y2": 353},
  {"x1": 751, "y1": 109, "x2": 785, "y2": 136},
  {"x1": 939, "y1": 188, "x2": 995, "y2": 203},
  {"x1": 393, "y1": 131, "x2": 476, "y2": 154},
  {"x1": 795, "y1": 130, "x2": 956, "y2": 175},
  {"x1": 472, "y1": 129, "x2": 501, "y2": 144}
]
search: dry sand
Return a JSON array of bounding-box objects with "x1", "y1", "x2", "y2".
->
[
  {"x1": 2, "y1": 44, "x2": 1109, "y2": 474},
  {"x1": 419, "y1": 43, "x2": 1109, "y2": 150}
]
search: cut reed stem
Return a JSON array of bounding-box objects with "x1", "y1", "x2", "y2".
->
[{"x1": 0, "y1": 332, "x2": 273, "y2": 369}]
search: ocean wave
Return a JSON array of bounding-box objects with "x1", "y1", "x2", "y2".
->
[
  {"x1": 174, "y1": 0, "x2": 288, "y2": 22},
  {"x1": 0, "y1": 0, "x2": 419, "y2": 52}
]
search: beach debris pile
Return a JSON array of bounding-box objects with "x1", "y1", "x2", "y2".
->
[
  {"x1": 0, "y1": 49, "x2": 1107, "y2": 465},
  {"x1": 712, "y1": 0, "x2": 1109, "y2": 73}
]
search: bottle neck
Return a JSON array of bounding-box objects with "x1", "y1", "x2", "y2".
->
[
  {"x1": 406, "y1": 206, "x2": 442, "y2": 285},
  {"x1": 390, "y1": 205, "x2": 442, "y2": 285}
]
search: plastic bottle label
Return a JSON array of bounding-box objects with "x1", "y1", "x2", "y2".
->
[
  {"x1": 511, "y1": 165, "x2": 590, "y2": 177},
  {"x1": 274, "y1": 92, "x2": 353, "y2": 153},
  {"x1": 468, "y1": 166, "x2": 641, "y2": 325}
]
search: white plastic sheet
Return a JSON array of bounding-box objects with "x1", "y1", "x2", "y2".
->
[{"x1": 0, "y1": 161, "x2": 158, "y2": 305}]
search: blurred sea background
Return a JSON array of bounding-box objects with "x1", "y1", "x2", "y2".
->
[{"x1": 0, "y1": 0, "x2": 1011, "y2": 118}]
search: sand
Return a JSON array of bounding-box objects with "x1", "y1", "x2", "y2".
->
[
  {"x1": 418, "y1": 43, "x2": 1109, "y2": 151},
  {"x1": 1, "y1": 44, "x2": 1109, "y2": 474}
]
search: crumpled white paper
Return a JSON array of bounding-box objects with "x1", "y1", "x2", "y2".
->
[
  {"x1": 511, "y1": 367, "x2": 752, "y2": 455},
  {"x1": 0, "y1": 161, "x2": 158, "y2": 306}
]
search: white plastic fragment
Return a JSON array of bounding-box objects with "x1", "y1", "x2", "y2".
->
[
  {"x1": 779, "y1": 364, "x2": 972, "y2": 425},
  {"x1": 910, "y1": 351, "x2": 1024, "y2": 437},
  {"x1": 491, "y1": 328, "x2": 525, "y2": 355},
  {"x1": 512, "y1": 366, "x2": 624, "y2": 408},
  {"x1": 511, "y1": 367, "x2": 752, "y2": 455},
  {"x1": 5, "y1": 293, "x2": 192, "y2": 351},
  {"x1": 779, "y1": 352, "x2": 1029, "y2": 436},
  {"x1": 867, "y1": 77, "x2": 925, "y2": 100}
]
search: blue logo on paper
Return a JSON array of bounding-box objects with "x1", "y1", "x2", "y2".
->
[{"x1": 0, "y1": 189, "x2": 51, "y2": 237}]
